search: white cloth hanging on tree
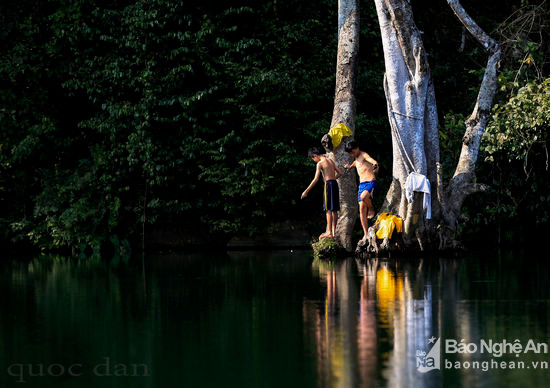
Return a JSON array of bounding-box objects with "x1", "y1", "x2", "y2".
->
[{"x1": 404, "y1": 172, "x2": 431, "y2": 219}]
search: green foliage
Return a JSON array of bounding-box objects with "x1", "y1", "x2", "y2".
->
[
  {"x1": 439, "y1": 0, "x2": 550, "y2": 245},
  {"x1": 0, "y1": 0, "x2": 338, "y2": 251},
  {"x1": 0, "y1": 0, "x2": 548, "y2": 252},
  {"x1": 473, "y1": 77, "x2": 550, "y2": 233},
  {"x1": 484, "y1": 78, "x2": 550, "y2": 162}
]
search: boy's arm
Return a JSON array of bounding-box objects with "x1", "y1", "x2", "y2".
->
[
  {"x1": 301, "y1": 164, "x2": 321, "y2": 199},
  {"x1": 334, "y1": 162, "x2": 343, "y2": 180},
  {"x1": 343, "y1": 160, "x2": 356, "y2": 170},
  {"x1": 364, "y1": 152, "x2": 379, "y2": 172}
]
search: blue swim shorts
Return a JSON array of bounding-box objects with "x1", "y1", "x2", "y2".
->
[
  {"x1": 324, "y1": 180, "x2": 340, "y2": 211},
  {"x1": 358, "y1": 180, "x2": 378, "y2": 202}
]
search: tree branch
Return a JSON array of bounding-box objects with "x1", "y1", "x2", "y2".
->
[
  {"x1": 447, "y1": 0, "x2": 501, "y2": 118},
  {"x1": 445, "y1": 0, "x2": 501, "y2": 222},
  {"x1": 447, "y1": 0, "x2": 498, "y2": 51}
]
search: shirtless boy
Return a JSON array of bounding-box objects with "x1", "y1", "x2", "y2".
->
[
  {"x1": 343, "y1": 141, "x2": 379, "y2": 240},
  {"x1": 301, "y1": 147, "x2": 342, "y2": 239}
]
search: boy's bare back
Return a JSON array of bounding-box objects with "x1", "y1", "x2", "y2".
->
[{"x1": 318, "y1": 157, "x2": 341, "y2": 181}]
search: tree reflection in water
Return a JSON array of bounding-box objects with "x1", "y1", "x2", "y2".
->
[
  {"x1": 303, "y1": 257, "x2": 441, "y2": 388},
  {"x1": 3, "y1": 252, "x2": 550, "y2": 388}
]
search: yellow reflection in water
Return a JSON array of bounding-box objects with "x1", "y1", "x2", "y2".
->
[
  {"x1": 376, "y1": 265, "x2": 404, "y2": 330},
  {"x1": 305, "y1": 258, "x2": 433, "y2": 388}
]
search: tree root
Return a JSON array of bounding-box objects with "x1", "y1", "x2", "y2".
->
[
  {"x1": 355, "y1": 222, "x2": 405, "y2": 258},
  {"x1": 355, "y1": 221, "x2": 466, "y2": 258}
]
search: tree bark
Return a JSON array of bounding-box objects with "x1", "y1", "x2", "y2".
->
[
  {"x1": 326, "y1": 0, "x2": 360, "y2": 252},
  {"x1": 374, "y1": 0, "x2": 440, "y2": 246}
]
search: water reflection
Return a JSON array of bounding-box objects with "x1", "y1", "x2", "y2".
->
[
  {"x1": 303, "y1": 260, "x2": 360, "y2": 387},
  {"x1": 1, "y1": 252, "x2": 550, "y2": 388},
  {"x1": 303, "y1": 256, "x2": 550, "y2": 388},
  {"x1": 304, "y1": 258, "x2": 445, "y2": 387}
]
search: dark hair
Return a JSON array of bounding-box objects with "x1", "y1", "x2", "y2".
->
[
  {"x1": 308, "y1": 147, "x2": 321, "y2": 159},
  {"x1": 321, "y1": 134, "x2": 333, "y2": 151},
  {"x1": 344, "y1": 140, "x2": 359, "y2": 153}
]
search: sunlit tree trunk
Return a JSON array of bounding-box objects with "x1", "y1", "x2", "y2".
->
[
  {"x1": 364, "y1": 0, "x2": 501, "y2": 253},
  {"x1": 326, "y1": 0, "x2": 360, "y2": 252},
  {"x1": 373, "y1": 0, "x2": 441, "y2": 247}
]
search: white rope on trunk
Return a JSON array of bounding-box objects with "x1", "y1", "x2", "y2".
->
[
  {"x1": 382, "y1": 73, "x2": 419, "y2": 176},
  {"x1": 391, "y1": 110, "x2": 423, "y2": 121},
  {"x1": 388, "y1": 108, "x2": 418, "y2": 175}
]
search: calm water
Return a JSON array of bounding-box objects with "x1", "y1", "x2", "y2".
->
[{"x1": 0, "y1": 251, "x2": 549, "y2": 387}]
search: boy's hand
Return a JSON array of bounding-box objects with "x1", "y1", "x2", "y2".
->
[
  {"x1": 343, "y1": 164, "x2": 351, "y2": 170},
  {"x1": 301, "y1": 191, "x2": 308, "y2": 199}
]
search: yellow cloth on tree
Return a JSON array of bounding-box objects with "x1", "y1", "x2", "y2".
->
[
  {"x1": 375, "y1": 213, "x2": 403, "y2": 240},
  {"x1": 328, "y1": 123, "x2": 352, "y2": 149}
]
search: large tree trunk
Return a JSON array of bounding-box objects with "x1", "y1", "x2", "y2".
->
[
  {"x1": 374, "y1": 0, "x2": 440, "y2": 246},
  {"x1": 326, "y1": 0, "x2": 360, "y2": 252},
  {"x1": 361, "y1": 0, "x2": 501, "y2": 254}
]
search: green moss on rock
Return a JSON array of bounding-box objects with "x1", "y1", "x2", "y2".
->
[{"x1": 312, "y1": 238, "x2": 341, "y2": 260}]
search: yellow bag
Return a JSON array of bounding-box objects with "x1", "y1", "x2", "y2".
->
[
  {"x1": 328, "y1": 123, "x2": 352, "y2": 149},
  {"x1": 375, "y1": 213, "x2": 403, "y2": 240}
]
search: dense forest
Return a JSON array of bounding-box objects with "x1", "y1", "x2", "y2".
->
[{"x1": 0, "y1": 0, "x2": 548, "y2": 256}]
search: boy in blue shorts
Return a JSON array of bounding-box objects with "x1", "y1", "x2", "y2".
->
[{"x1": 344, "y1": 141, "x2": 379, "y2": 241}]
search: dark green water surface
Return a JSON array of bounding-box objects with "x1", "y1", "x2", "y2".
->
[{"x1": 0, "y1": 251, "x2": 549, "y2": 387}]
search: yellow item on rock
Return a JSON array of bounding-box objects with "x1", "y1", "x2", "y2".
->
[
  {"x1": 375, "y1": 213, "x2": 403, "y2": 240},
  {"x1": 328, "y1": 123, "x2": 352, "y2": 149}
]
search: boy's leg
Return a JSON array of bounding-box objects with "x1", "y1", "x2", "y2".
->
[
  {"x1": 331, "y1": 211, "x2": 338, "y2": 237},
  {"x1": 322, "y1": 211, "x2": 331, "y2": 238},
  {"x1": 364, "y1": 192, "x2": 375, "y2": 219},
  {"x1": 359, "y1": 193, "x2": 369, "y2": 239},
  {"x1": 329, "y1": 211, "x2": 337, "y2": 237}
]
